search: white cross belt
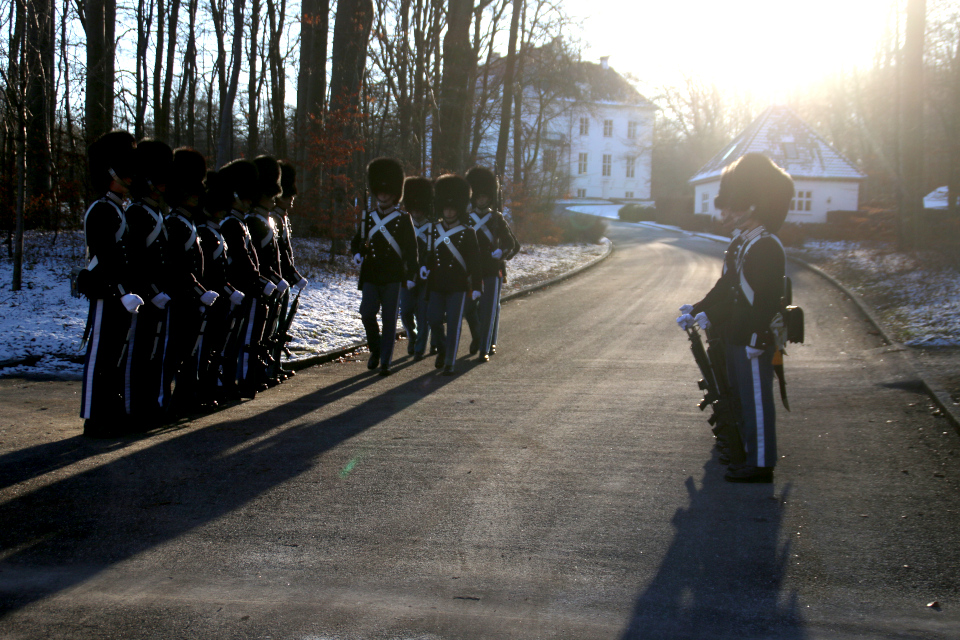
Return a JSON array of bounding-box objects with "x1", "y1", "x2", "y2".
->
[
  {"x1": 435, "y1": 224, "x2": 467, "y2": 271},
  {"x1": 368, "y1": 210, "x2": 403, "y2": 257},
  {"x1": 470, "y1": 212, "x2": 494, "y2": 243}
]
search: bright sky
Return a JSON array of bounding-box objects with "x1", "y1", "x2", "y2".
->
[{"x1": 564, "y1": 0, "x2": 900, "y2": 102}]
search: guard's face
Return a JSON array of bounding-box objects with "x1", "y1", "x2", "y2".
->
[
  {"x1": 376, "y1": 192, "x2": 396, "y2": 207},
  {"x1": 442, "y1": 207, "x2": 459, "y2": 223},
  {"x1": 720, "y1": 207, "x2": 750, "y2": 234},
  {"x1": 476, "y1": 195, "x2": 490, "y2": 208}
]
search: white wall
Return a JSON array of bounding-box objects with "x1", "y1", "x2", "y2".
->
[{"x1": 694, "y1": 178, "x2": 861, "y2": 225}]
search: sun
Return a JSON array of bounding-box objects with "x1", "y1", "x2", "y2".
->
[{"x1": 569, "y1": 0, "x2": 898, "y2": 102}]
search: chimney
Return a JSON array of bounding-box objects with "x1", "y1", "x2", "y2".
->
[{"x1": 600, "y1": 56, "x2": 609, "y2": 70}]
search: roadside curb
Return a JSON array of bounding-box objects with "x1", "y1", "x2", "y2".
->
[
  {"x1": 287, "y1": 239, "x2": 615, "y2": 372},
  {"x1": 670, "y1": 225, "x2": 960, "y2": 431}
]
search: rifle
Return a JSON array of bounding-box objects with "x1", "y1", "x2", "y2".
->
[
  {"x1": 276, "y1": 286, "x2": 301, "y2": 357},
  {"x1": 685, "y1": 325, "x2": 745, "y2": 465}
]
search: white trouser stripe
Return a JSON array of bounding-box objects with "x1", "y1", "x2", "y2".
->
[
  {"x1": 752, "y1": 354, "x2": 765, "y2": 464},
  {"x1": 124, "y1": 313, "x2": 137, "y2": 414},
  {"x1": 242, "y1": 300, "x2": 258, "y2": 379},
  {"x1": 81, "y1": 300, "x2": 104, "y2": 419},
  {"x1": 452, "y1": 294, "x2": 466, "y2": 364}
]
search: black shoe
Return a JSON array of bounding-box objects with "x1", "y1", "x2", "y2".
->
[
  {"x1": 83, "y1": 418, "x2": 124, "y2": 438},
  {"x1": 478, "y1": 352, "x2": 489, "y2": 362},
  {"x1": 429, "y1": 346, "x2": 439, "y2": 355},
  {"x1": 413, "y1": 351, "x2": 425, "y2": 361},
  {"x1": 489, "y1": 344, "x2": 496, "y2": 355},
  {"x1": 435, "y1": 350, "x2": 445, "y2": 369},
  {"x1": 442, "y1": 365, "x2": 456, "y2": 376},
  {"x1": 469, "y1": 339, "x2": 479, "y2": 355},
  {"x1": 367, "y1": 350, "x2": 380, "y2": 370},
  {"x1": 725, "y1": 466, "x2": 773, "y2": 483}
]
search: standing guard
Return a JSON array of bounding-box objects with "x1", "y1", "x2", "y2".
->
[
  {"x1": 350, "y1": 157, "x2": 418, "y2": 376},
  {"x1": 491, "y1": 214, "x2": 520, "y2": 355},
  {"x1": 464, "y1": 166, "x2": 515, "y2": 362},
  {"x1": 400, "y1": 176, "x2": 436, "y2": 361},
  {"x1": 676, "y1": 153, "x2": 794, "y2": 483},
  {"x1": 218, "y1": 159, "x2": 277, "y2": 399},
  {"x1": 421, "y1": 174, "x2": 482, "y2": 376},
  {"x1": 247, "y1": 155, "x2": 289, "y2": 387},
  {"x1": 271, "y1": 160, "x2": 308, "y2": 379},
  {"x1": 78, "y1": 130, "x2": 143, "y2": 437},
  {"x1": 196, "y1": 169, "x2": 245, "y2": 404},
  {"x1": 163, "y1": 148, "x2": 219, "y2": 415}
]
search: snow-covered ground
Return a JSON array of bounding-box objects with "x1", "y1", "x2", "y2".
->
[
  {"x1": 789, "y1": 240, "x2": 960, "y2": 347},
  {"x1": 0, "y1": 232, "x2": 608, "y2": 378}
]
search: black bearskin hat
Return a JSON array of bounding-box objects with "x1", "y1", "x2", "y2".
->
[
  {"x1": 465, "y1": 166, "x2": 498, "y2": 203},
  {"x1": 202, "y1": 170, "x2": 234, "y2": 215},
  {"x1": 367, "y1": 157, "x2": 405, "y2": 200},
  {"x1": 402, "y1": 177, "x2": 433, "y2": 217},
  {"x1": 88, "y1": 130, "x2": 137, "y2": 193},
  {"x1": 253, "y1": 155, "x2": 282, "y2": 200},
  {"x1": 279, "y1": 160, "x2": 297, "y2": 198},
  {"x1": 219, "y1": 159, "x2": 260, "y2": 205},
  {"x1": 131, "y1": 139, "x2": 173, "y2": 200},
  {"x1": 167, "y1": 147, "x2": 208, "y2": 207},
  {"x1": 714, "y1": 153, "x2": 794, "y2": 234},
  {"x1": 434, "y1": 174, "x2": 471, "y2": 220}
]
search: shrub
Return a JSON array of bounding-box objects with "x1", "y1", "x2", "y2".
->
[
  {"x1": 618, "y1": 204, "x2": 657, "y2": 222},
  {"x1": 560, "y1": 213, "x2": 608, "y2": 244}
]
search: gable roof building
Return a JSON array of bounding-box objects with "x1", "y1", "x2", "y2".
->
[{"x1": 689, "y1": 105, "x2": 866, "y2": 224}]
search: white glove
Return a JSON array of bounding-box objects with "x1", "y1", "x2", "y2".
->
[
  {"x1": 491, "y1": 248, "x2": 503, "y2": 260},
  {"x1": 694, "y1": 312, "x2": 710, "y2": 330},
  {"x1": 296, "y1": 277, "x2": 308, "y2": 290},
  {"x1": 746, "y1": 346, "x2": 765, "y2": 360},
  {"x1": 276, "y1": 279, "x2": 290, "y2": 294},
  {"x1": 679, "y1": 304, "x2": 694, "y2": 315},
  {"x1": 472, "y1": 290, "x2": 482, "y2": 301},
  {"x1": 120, "y1": 293, "x2": 144, "y2": 314},
  {"x1": 151, "y1": 292, "x2": 171, "y2": 309},
  {"x1": 353, "y1": 253, "x2": 363, "y2": 266},
  {"x1": 229, "y1": 290, "x2": 245, "y2": 307},
  {"x1": 676, "y1": 314, "x2": 695, "y2": 330},
  {"x1": 407, "y1": 280, "x2": 416, "y2": 290},
  {"x1": 200, "y1": 290, "x2": 219, "y2": 306},
  {"x1": 419, "y1": 266, "x2": 430, "y2": 280},
  {"x1": 263, "y1": 281, "x2": 277, "y2": 296}
]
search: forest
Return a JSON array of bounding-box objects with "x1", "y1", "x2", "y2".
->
[{"x1": 2, "y1": 0, "x2": 959, "y2": 276}]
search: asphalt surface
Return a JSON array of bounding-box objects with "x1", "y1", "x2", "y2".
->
[{"x1": 1, "y1": 221, "x2": 960, "y2": 639}]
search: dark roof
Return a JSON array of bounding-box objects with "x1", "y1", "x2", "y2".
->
[{"x1": 690, "y1": 105, "x2": 866, "y2": 184}]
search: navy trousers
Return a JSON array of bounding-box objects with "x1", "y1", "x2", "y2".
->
[
  {"x1": 726, "y1": 344, "x2": 778, "y2": 468},
  {"x1": 428, "y1": 291, "x2": 467, "y2": 368},
  {"x1": 360, "y1": 281, "x2": 402, "y2": 367}
]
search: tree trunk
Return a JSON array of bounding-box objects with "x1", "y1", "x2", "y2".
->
[
  {"x1": 216, "y1": 0, "x2": 245, "y2": 167},
  {"x1": 295, "y1": 0, "x2": 328, "y2": 194},
  {"x1": 84, "y1": 0, "x2": 110, "y2": 144},
  {"x1": 899, "y1": 0, "x2": 925, "y2": 250},
  {"x1": 266, "y1": 0, "x2": 287, "y2": 158},
  {"x1": 436, "y1": 0, "x2": 473, "y2": 174},
  {"x1": 25, "y1": 0, "x2": 53, "y2": 227},
  {"x1": 155, "y1": 0, "x2": 180, "y2": 140},
  {"x1": 247, "y1": 0, "x2": 260, "y2": 158},
  {"x1": 495, "y1": 0, "x2": 521, "y2": 178}
]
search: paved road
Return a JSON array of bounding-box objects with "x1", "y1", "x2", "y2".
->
[{"x1": 1, "y1": 221, "x2": 959, "y2": 639}]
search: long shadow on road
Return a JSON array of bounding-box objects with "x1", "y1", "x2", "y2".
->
[
  {"x1": 0, "y1": 365, "x2": 454, "y2": 617},
  {"x1": 620, "y1": 459, "x2": 806, "y2": 640}
]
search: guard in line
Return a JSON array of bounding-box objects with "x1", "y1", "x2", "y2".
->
[
  {"x1": 400, "y1": 176, "x2": 436, "y2": 360},
  {"x1": 270, "y1": 160, "x2": 309, "y2": 379},
  {"x1": 123, "y1": 139, "x2": 173, "y2": 422},
  {"x1": 421, "y1": 174, "x2": 483, "y2": 376},
  {"x1": 218, "y1": 159, "x2": 278, "y2": 399},
  {"x1": 247, "y1": 155, "x2": 290, "y2": 387},
  {"x1": 351, "y1": 157, "x2": 419, "y2": 376},
  {"x1": 162, "y1": 148, "x2": 219, "y2": 415},
  {"x1": 463, "y1": 166, "x2": 515, "y2": 361},
  {"x1": 677, "y1": 153, "x2": 794, "y2": 483},
  {"x1": 78, "y1": 130, "x2": 143, "y2": 437}
]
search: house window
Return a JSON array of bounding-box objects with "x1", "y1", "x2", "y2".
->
[
  {"x1": 628, "y1": 121, "x2": 638, "y2": 139},
  {"x1": 543, "y1": 149, "x2": 557, "y2": 172},
  {"x1": 579, "y1": 117, "x2": 589, "y2": 136},
  {"x1": 602, "y1": 154, "x2": 612, "y2": 176},
  {"x1": 791, "y1": 190, "x2": 813, "y2": 212},
  {"x1": 701, "y1": 192, "x2": 710, "y2": 214},
  {"x1": 782, "y1": 142, "x2": 799, "y2": 159},
  {"x1": 577, "y1": 189, "x2": 587, "y2": 198},
  {"x1": 625, "y1": 157, "x2": 636, "y2": 178},
  {"x1": 578, "y1": 153, "x2": 588, "y2": 174},
  {"x1": 603, "y1": 119, "x2": 613, "y2": 137},
  {"x1": 626, "y1": 191, "x2": 634, "y2": 198}
]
